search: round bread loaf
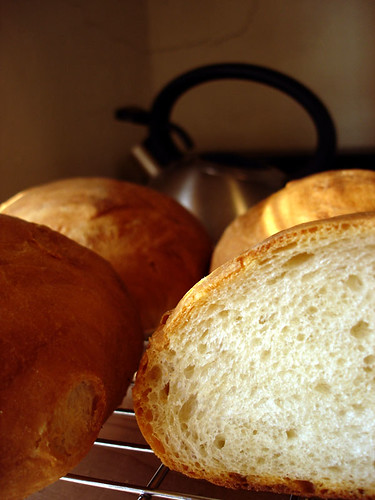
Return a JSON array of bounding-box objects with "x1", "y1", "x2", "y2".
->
[
  {"x1": 134, "y1": 212, "x2": 375, "y2": 499},
  {"x1": 0, "y1": 214, "x2": 143, "y2": 499},
  {"x1": 0, "y1": 177, "x2": 212, "y2": 334},
  {"x1": 211, "y1": 169, "x2": 375, "y2": 270}
]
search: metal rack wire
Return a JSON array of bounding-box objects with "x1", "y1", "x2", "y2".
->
[
  {"x1": 55, "y1": 406, "x2": 299, "y2": 500},
  {"x1": 61, "y1": 409, "x2": 219, "y2": 500}
]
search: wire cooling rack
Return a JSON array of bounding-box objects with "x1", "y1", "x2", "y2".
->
[
  {"x1": 31, "y1": 384, "x2": 299, "y2": 500},
  {"x1": 62, "y1": 408, "x2": 223, "y2": 500}
]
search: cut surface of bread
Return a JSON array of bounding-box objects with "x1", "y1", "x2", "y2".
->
[
  {"x1": 211, "y1": 169, "x2": 375, "y2": 270},
  {"x1": 0, "y1": 176, "x2": 212, "y2": 334},
  {"x1": 0, "y1": 214, "x2": 143, "y2": 499},
  {"x1": 134, "y1": 212, "x2": 375, "y2": 499}
]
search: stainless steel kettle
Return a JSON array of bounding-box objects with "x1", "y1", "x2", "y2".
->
[{"x1": 116, "y1": 63, "x2": 337, "y2": 241}]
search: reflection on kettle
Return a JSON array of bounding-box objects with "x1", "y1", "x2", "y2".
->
[{"x1": 116, "y1": 63, "x2": 337, "y2": 242}]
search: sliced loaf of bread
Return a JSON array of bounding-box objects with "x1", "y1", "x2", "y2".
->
[{"x1": 134, "y1": 212, "x2": 375, "y2": 499}]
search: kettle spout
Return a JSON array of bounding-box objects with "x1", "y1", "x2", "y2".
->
[{"x1": 131, "y1": 144, "x2": 162, "y2": 179}]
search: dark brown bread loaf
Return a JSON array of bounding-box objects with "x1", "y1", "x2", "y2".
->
[
  {"x1": 0, "y1": 214, "x2": 143, "y2": 499},
  {"x1": 0, "y1": 177, "x2": 212, "y2": 335}
]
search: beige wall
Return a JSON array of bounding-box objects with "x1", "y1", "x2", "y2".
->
[
  {"x1": 0, "y1": 0, "x2": 151, "y2": 201},
  {"x1": 146, "y1": 0, "x2": 375, "y2": 155},
  {"x1": 1, "y1": 0, "x2": 374, "y2": 202}
]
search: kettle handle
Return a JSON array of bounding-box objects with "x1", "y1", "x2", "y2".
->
[{"x1": 144, "y1": 63, "x2": 337, "y2": 174}]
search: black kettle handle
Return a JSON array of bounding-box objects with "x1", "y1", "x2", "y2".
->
[{"x1": 144, "y1": 63, "x2": 337, "y2": 174}]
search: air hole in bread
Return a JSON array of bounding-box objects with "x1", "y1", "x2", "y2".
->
[
  {"x1": 364, "y1": 355, "x2": 375, "y2": 365},
  {"x1": 261, "y1": 349, "x2": 271, "y2": 361},
  {"x1": 206, "y1": 304, "x2": 221, "y2": 315},
  {"x1": 178, "y1": 395, "x2": 198, "y2": 424},
  {"x1": 251, "y1": 336, "x2": 262, "y2": 346},
  {"x1": 283, "y1": 252, "x2": 314, "y2": 269},
  {"x1": 148, "y1": 365, "x2": 162, "y2": 382},
  {"x1": 293, "y1": 479, "x2": 315, "y2": 494},
  {"x1": 306, "y1": 306, "x2": 317, "y2": 315},
  {"x1": 350, "y1": 320, "x2": 370, "y2": 340},
  {"x1": 318, "y1": 285, "x2": 327, "y2": 296},
  {"x1": 351, "y1": 403, "x2": 364, "y2": 412},
  {"x1": 198, "y1": 343, "x2": 208, "y2": 354},
  {"x1": 273, "y1": 241, "x2": 298, "y2": 253},
  {"x1": 160, "y1": 382, "x2": 169, "y2": 401},
  {"x1": 286, "y1": 429, "x2": 298, "y2": 439},
  {"x1": 197, "y1": 329, "x2": 209, "y2": 352},
  {"x1": 184, "y1": 365, "x2": 196, "y2": 379},
  {"x1": 145, "y1": 409, "x2": 153, "y2": 422},
  {"x1": 328, "y1": 465, "x2": 342, "y2": 473},
  {"x1": 267, "y1": 272, "x2": 286, "y2": 286},
  {"x1": 345, "y1": 274, "x2": 363, "y2": 291},
  {"x1": 214, "y1": 435, "x2": 226, "y2": 449},
  {"x1": 257, "y1": 257, "x2": 271, "y2": 266},
  {"x1": 353, "y1": 375, "x2": 363, "y2": 386},
  {"x1": 258, "y1": 315, "x2": 267, "y2": 325},
  {"x1": 199, "y1": 444, "x2": 208, "y2": 457},
  {"x1": 314, "y1": 382, "x2": 331, "y2": 394},
  {"x1": 301, "y1": 270, "x2": 318, "y2": 283},
  {"x1": 218, "y1": 310, "x2": 229, "y2": 318}
]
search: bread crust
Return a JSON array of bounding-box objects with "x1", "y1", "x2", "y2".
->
[
  {"x1": 211, "y1": 169, "x2": 375, "y2": 270},
  {"x1": 134, "y1": 212, "x2": 375, "y2": 499},
  {"x1": 0, "y1": 177, "x2": 212, "y2": 333},
  {"x1": 0, "y1": 214, "x2": 143, "y2": 499}
]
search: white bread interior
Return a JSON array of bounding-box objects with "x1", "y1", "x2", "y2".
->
[{"x1": 134, "y1": 212, "x2": 375, "y2": 499}]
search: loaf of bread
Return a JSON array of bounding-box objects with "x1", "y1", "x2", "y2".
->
[
  {"x1": 0, "y1": 214, "x2": 143, "y2": 499},
  {"x1": 0, "y1": 177, "x2": 212, "y2": 334},
  {"x1": 211, "y1": 169, "x2": 375, "y2": 270},
  {"x1": 133, "y1": 212, "x2": 375, "y2": 499}
]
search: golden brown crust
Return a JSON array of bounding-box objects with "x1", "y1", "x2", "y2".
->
[
  {"x1": 211, "y1": 169, "x2": 375, "y2": 270},
  {"x1": 0, "y1": 177, "x2": 212, "y2": 333},
  {"x1": 0, "y1": 214, "x2": 143, "y2": 499},
  {"x1": 134, "y1": 212, "x2": 375, "y2": 499}
]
